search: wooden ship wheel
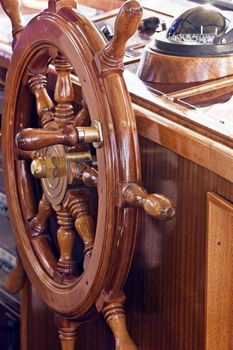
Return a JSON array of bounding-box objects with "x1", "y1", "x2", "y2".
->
[{"x1": 1, "y1": 0, "x2": 175, "y2": 348}]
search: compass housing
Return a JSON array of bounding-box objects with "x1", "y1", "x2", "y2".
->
[
  {"x1": 152, "y1": 6, "x2": 233, "y2": 57},
  {"x1": 138, "y1": 5, "x2": 233, "y2": 83}
]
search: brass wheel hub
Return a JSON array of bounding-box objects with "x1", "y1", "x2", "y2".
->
[
  {"x1": 31, "y1": 144, "x2": 93, "y2": 206},
  {"x1": 32, "y1": 144, "x2": 68, "y2": 206}
]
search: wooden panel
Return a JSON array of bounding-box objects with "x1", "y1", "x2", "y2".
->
[
  {"x1": 125, "y1": 138, "x2": 233, "y2": 350},
  {"x1": 21, "y1": 282, "x2": 60, "y2": 350},
  {"x1": 206, "y1": 193, "x2": 233, "y2": 350}
]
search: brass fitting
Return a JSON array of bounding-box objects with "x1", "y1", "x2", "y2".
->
[{"x1": 31, "y1": 156, "x2": 62, "y2": 178}]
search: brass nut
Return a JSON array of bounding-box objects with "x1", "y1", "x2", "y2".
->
[{"x1": 31, "y1": 157, "x2": 58, "y2": 179}]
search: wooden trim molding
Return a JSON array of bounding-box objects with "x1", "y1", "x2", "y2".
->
[
  {"x1": 205, "y1": 192, "x2": 233, "y2": 350},
  {"x1": 134, "y1": 104, "x2": 233, "y2": 183}
]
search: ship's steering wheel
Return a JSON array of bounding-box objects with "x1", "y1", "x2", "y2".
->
[{"x1": 1, "y1": 0, "x2": 175, "y2": 348}]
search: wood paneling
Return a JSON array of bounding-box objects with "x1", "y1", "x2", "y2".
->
[
  {"x1": 206, "y1": 193, "x2": 233, "y2": 350},
  {"x1": 21, "y1": 283, "x2": 60, "y2": 350},
  {"x1": 125, "y1": 138, "x2": 233, "y2": 350}
]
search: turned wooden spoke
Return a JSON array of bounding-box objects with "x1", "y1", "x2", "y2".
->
[
  {"x1": 15, "y1": 149, "x2": 35, "y2": 160},
  {"x1": 0, "y1": 0, "x2": 23, "y2": 41},
  {"x1": 16, "y1": 124, "x2": 79, "y2": 151},
  {"x1": 54, "y1": 53, "x2": 75, "y2": 125},
  {"x1": 30, "y1": 194, "x2": 53, "y2": 237},
  {"x1": 57, "y1": 318, "x2": 79, "y2": 350},
  {"x1": 64, "y1": 190, "x2": 95, "y2": 267},
  {"x1": 54, "y1": 206, "x2": 77, "y2": 282},
  {"x1": 29, "y1": 195, "x2": 57, "y2": 277},
  {"x1": 28, "y1": 74, "x2": 54, "y2": 127},
  {"x1": 105, "y1": 306, "x2": 137, "y2": 350},
  {"x1": 16, "y1": 122, "x2": 101, "y2": 151},
  {"x1": 123, "y1": 183, "x2": 176, "y2": 221},
  {"x1": 100, "y1": 292, "x2": 137, "y2": 350},
  {"x1": 16, "y1": 160, "x2": 37, "y2": 220},
  {"x1": 68, "y1": 162, "x2": 98, "y2": 187},
  {"x1": 23, "y1": 48, "x2": 52, "y2": 82},
  {"x1": 97, "y1": 0, "x2": 142, "y2": 71},
  {"x1": 5, "y1": 254, "x2": 26, "y2": 294},
  {"x1": 48, "y1": 0, "x2": 77, "y2": 12},
  {"x1": 79, "y1": 164, "x2": 98, "y2": 187},
  {"x1": 74, "y1": 107, "x2": 91, "y2": 127}
]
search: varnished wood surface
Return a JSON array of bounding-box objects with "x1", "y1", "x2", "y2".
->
[
  {"x1": 206, "y1": 193, "x2": 233, "y2": 350},
  {"x1": 93, "y1": 9, "x2": 233, "y2": 148},
  {"x1": 1, "y1": 1, "x2": 165, "y2": 349},
  {"x1": 124, "y1": 68, "x2": 233, "y2": 149},
  {"x1": 138, "y1": 48, "x2": 233, "y2": 84},
  {"x1": 1, "y1": 2, "x2": 233, "y2": 350},
  {"x1": 5, "y1": 257, "x2": 26, "y2": 294},
  {"x1": 2, "y1": 0, "x2": 142, "y2": 314},
  {"x1": 21, "y1": 283, "x2": 60, "y2": 350},
  {"x1": 125, "y1": 138, "x2": 233, "y2": 350},
  {"x1": 134, "y1": 104, "x2": 233, "y2": 184},
  {"x1": 45, "y1": 64, "x2": 233, "y2": 186}
]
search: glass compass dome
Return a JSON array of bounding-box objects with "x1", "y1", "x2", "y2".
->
[{"x1": 152, "y1": 5, "x2": 233, "y2": 56}]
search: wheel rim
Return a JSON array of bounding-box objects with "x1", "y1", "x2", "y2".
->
[{"x1": 2, "y1": 8, "x2": 141, "y2": 318}]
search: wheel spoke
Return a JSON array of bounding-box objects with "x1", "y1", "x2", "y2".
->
[
  {"x1": 74, "y1": 105, "x2": 91, "y2": 127},
  {"x1": 68, "y1": 163, "x2": 98, "y2": 188},
  {"x1": 29, "y1": 194, "x2": 57, "y2": 277},
  {"x1": 30, "y1": 194, "x2": 53, "y2": 232},
  {"x1": 54, "y1": 53, "x2": 75, "y2": 125},
  {"x1": 16, "y1": 122, "x2": 101, "y2": 151},
  {"x1": 15, "y1": 124, "x2": 79, "y2": 151},
  {"x1": 100, "y1": 292, "x2": 137, "y2": 350},
  {"x1": 16, "y1": 160, "x2": 37, "y2": 220},
  {"x1": 56, "y1": 318, "x2": 79, "y2": 350},
  {"x1": 5, "y1": 253, "x2": 26, "y2": 294},
  {"x1": 15, "y1": 149, "x2": 35, "y2": 160},
  {"x1": 64, "y1": 190, "x2": 95, "y2": 269},
  {"x1": 54, "y1": 205, "x2": 77, "y2": 283},
  {"x1": 1, "y1": 0, "x2": 23, "y2": 46},
  {"x1": 28, "y1": 74, "x2": 54, "y2": 127}
]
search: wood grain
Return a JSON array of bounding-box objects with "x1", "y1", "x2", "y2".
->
[
  {"x1": 2, "y1": 2, "x2": 233, "y2": 350},
  {"x1": 123, "y1": 138, "x2": 233, "y2": 350},
  {"x1": 138, "y1": 48, "x2": 233, "y2": 83},
  {"x1": 206, "y1": 192, "x2": 233, "y2": 350},
  {"x1": 134, "y1": 104, "x2": 233, "y2": 184},
  {"x1": 0, "y1": 0, "x2": 23, "y2": 38}
]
